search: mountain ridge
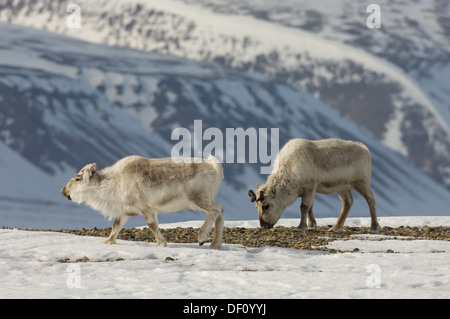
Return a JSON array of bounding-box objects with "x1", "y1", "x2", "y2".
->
[
  {"x1": 3, "y1": 0, "x2": 448, "y2": 187},
  {"x1": 0, "y1": 22, "x2": 449, "y2": 229}
]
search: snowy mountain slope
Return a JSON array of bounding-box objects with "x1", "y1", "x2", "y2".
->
[
  {"x1": 176, "y1": 0, "x2": 450, "y2": 187},
  {"x1": 0, "y1": 23, "x2": 450, "y2": 229},
  {"x1": 2, "y1": 0, "x2": 449, "y2": 188},
  {"x1": 177, "y1": 0, "x2": 450, "y2": 67},
  {"x1": 0, "y1": 139, "x2": 110, "y2": 229},
  {"x1": 153, "y1": 0, "x2": 450, "y2": 187}
]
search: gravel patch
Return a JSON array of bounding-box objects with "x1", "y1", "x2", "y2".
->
[{"x1": 9, "y1": 225, "x2": 450, "y2": 254}]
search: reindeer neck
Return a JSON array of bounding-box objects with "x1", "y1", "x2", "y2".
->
[{"x1": 267, "y1": 170, "x2": 299, "y2": 207}]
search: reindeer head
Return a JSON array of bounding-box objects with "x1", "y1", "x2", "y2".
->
[
  {"x1": 60, "y1": 163, "x2": 98, "y2": 203},
  {"x1": 248, "y1": 184, "x2": 283, "y2": 229}
]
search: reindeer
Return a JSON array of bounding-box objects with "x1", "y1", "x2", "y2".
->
[
  {"x1": 249, "y1": 138, "x2": 381, "y2": 233},
  {"x1": 61, "y1": 155, "x2": 225, "y2": 249}
]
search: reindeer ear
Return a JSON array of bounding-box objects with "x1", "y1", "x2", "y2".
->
[
  {"x1": 248, "y1": 190, "x2": 257, "y2": 202},
  {"x1": 256, "y1": 191, "x2": 265, "y2": 202},
  {"x1": 83, "y1": 163, "x2": 98, "y2": 177}
]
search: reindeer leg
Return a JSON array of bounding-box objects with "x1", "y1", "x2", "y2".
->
[
  {"x1": 307, "y1": 203, "x2": 317, "y2": 230},
  {"x1": 210, "y1": 205, "x2": 224, "y2": 249},
  {"x1": 188, "y1": 190, "x2": 223, "y2": 249},
  {"x1": 103, "y1": 215, "x2": 130, "y2": 244},
  {"x1": 330, "y1": 190, "x2": 353, "y2": 232},
  {"x1": 296, "y1": 192, "x2": 315, "y2": 232},
  {"x1": 354, "y1": 182, "x2": 380, "y2": 234},
  {"x1": 198, "y1": 205, "x2": 221, "y2": 248},
  {"x1": 144, "y1": 212, "x2": 167, "y2": 247}
]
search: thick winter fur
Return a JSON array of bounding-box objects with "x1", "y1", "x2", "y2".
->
[
  {"x1": 249, "y1": 138, "x2": 381, "y2": 233},
  {"x1": 61, "y1": 155, "x2": 225, "y2": 249}
]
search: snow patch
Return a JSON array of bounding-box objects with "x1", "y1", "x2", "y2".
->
[{"x1": 1, "y1": 216, "x2": 449, "y2": 299}]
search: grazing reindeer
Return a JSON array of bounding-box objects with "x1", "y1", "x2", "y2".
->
[
  {"x1": 61, "y1": 155, "x2": 225, "y2": 249},
  {"x1": 249, "y1": 138, "x2": 380, "y2": 233}
]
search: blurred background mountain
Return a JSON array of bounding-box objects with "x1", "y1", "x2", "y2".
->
[{"x1": 0, "y1": 0, "x2": 449, "y2": 228}]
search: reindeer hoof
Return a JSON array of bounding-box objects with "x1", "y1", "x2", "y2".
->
[
  {"x1": 198, "y1": 232, "x2": 211, "y2": 246},
  {"x1": 369, "y1": 224, "x2": 381, "y2": 234},
  {"x1": 157, "y1": 241, "x2": 167, "y2": 247},
  {"x1": 210, "y1": 242, "x2": 222, "y2": 249},
  {"x1": 329, "y1": 226, "x2": 343, "y2": 233}
]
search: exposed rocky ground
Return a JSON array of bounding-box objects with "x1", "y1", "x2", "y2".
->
[{"x1": 12, "y1": 225, "x2": 450, "y2": 255}]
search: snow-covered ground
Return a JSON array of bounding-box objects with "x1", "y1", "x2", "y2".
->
[{"x1": 1, "y1": 216, "x2": 449, "y2": 299}]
